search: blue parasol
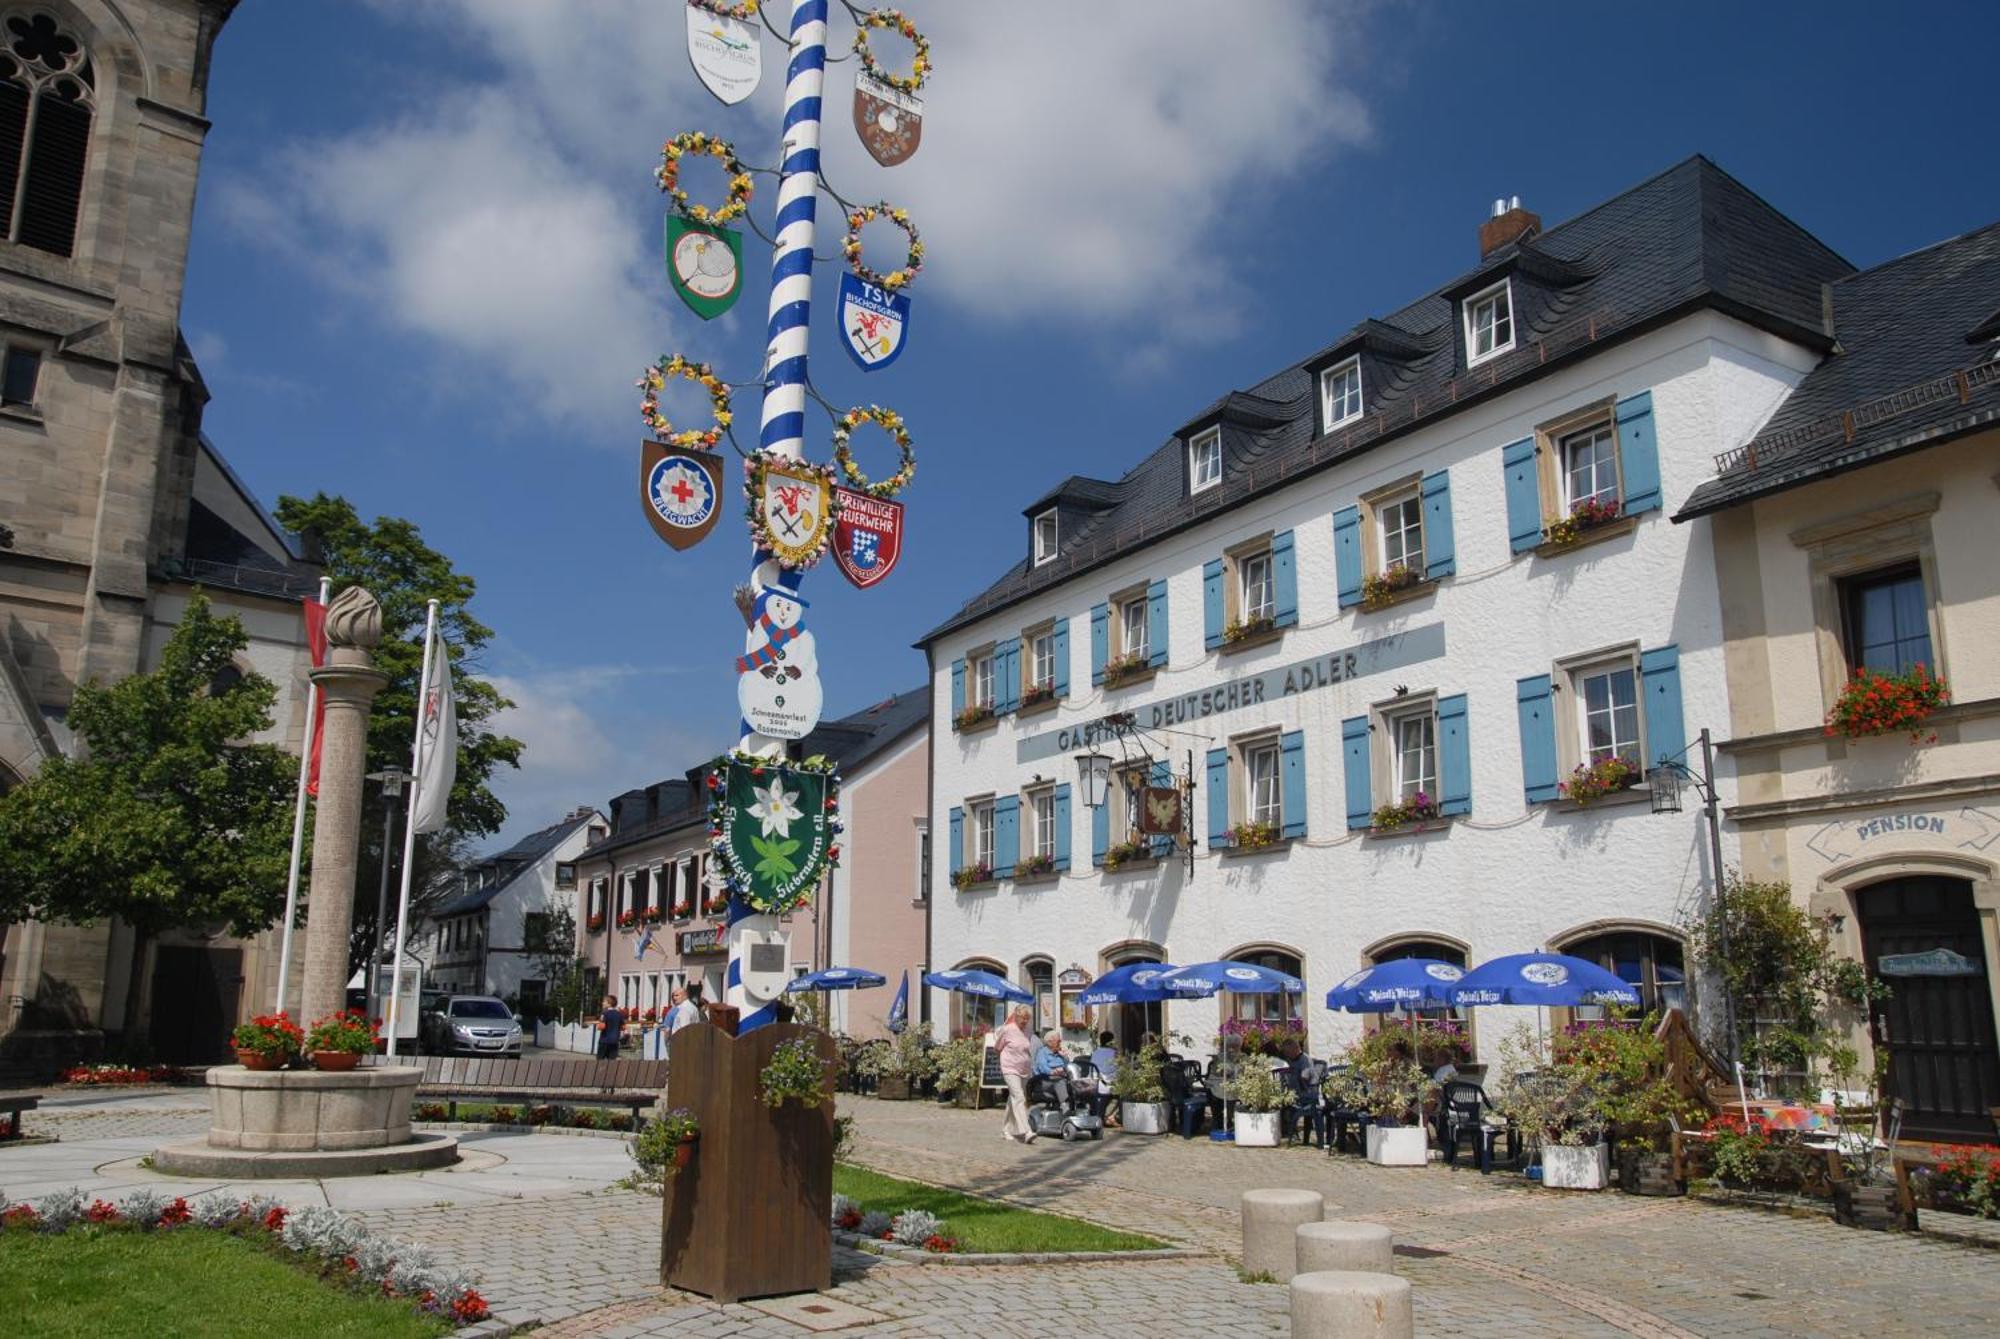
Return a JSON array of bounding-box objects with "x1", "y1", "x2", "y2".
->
[
  {"x1": 1447, "y1": 953, "x2": 1641, "y2": 1008},
  {"x1": 1324, "y1": 959, "x2": 1463, "y2": 1013},
  {"x1": 1076, "y1": 962, "x2": 1179, "y2": 1007},
  {"x1": 923, "y1": 968, "x2": 1033, "y2": 1004},
  {"x1": 785, "y1": 966, "x2": 886, "y2": 993}
]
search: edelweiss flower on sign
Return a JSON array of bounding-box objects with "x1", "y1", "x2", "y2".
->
[{"x1": 750, "y1": 779, "x2": 802, "y2": 837}]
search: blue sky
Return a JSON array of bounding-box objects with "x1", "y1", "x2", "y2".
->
[{"x1": 184, "y1": 2, "x2": 1999, "y2": 849}]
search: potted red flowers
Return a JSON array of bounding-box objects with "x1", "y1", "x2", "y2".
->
[
  {"x1": 1825, "y1": 663, "x2": 1949, "y2": 741},
  {"x1": 230, "y1": 1013, "x2": 303, "y2": 1070},
  {"x1": 305, "y1": 1010, "x2": 379, "y2": 1071}
]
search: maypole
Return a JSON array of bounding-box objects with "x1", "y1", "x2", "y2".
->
[{"x1": 725, "y1": 0, "x2": 829, "y2": 1029}]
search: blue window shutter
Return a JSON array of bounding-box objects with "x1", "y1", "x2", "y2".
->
[
  {"x1": 947, "y1": 806, "x2": 963, "y2": 878},
  {"x1": 1148, "y1": 760, "x2": 1173, "y2": 857},
  {"x1": 1206, "y1": 747, "x2": 1230, "y2": 847},
  {"x1": 1280, "y1": 729, "x2": 1307, "y2": 840},
  {"x1": 1437, "y1": 693, "x2": 1471, "y2": 816},
  {"x1": 1341, "y1": 716, "x2": 1372, "y2": 830},
  {"x1": 1052, "y1": 618, "x2": 1070, "y2": 697},
  {"x1": 994, "y1": 638, "x2": 1019, "y2": 713},
  {"x1": 1146, "y1": 578, "x2": 1168, "y2": 668},
  {"x1": 1617, "y1": 390, "x2": 1661, "y2": 515},
  {"x1": 1641, "y1": 644, "x2": 1685, "y2": 768},
  {"x1": 1421, "y1": 471, "x2": 1456, "y2": 580},
  {"x1": 1203, "y1": 559, "x2": 1225, "y2": 650},
  {"x1": 950, "y1": 659, "x2": 965, "y2": 717},
  {"x1": 995, "y1": 796, "x2": 1019, "y2": 877},
  {"x1": 1053, "y1": 784, "x2": 1072, "y2": 871},
  {"x1": 1091, "y1": 792, "x2": 1109, "y2": 867},
  {"x1": 1090, "y1": 602, "x2": 1108, "y2": 686},
  {"x1": 1333, "y1": 506, "x2": 1363, "y2": 608},
  {"x1": 1503, "y1": 437, "x2": 1541, "y2": 553},
  {"x1": 1516, "y1": 675, "x2": 1559, "y2": 804},
  {"x1": 1272, "y1": 529, "x2": 1298, "y2": 627}
]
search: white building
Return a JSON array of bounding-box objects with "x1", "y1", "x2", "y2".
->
[
  {"x1": 920, "y1": 158, "x2": 1856, "y2": 1062},
  {"x1": 426, "y1": 807, "x2": 605, "y2": 1010}
]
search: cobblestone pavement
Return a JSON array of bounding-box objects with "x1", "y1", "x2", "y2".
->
[{"x1": 11, "y1": 1091, "x2": 2000, "y2": 1336}]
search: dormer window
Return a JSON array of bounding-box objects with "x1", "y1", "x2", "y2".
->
[
  {"x1": 1464, "y1": 280, "x2": 1514, "y2": 365},
  {"x1": 1032, "y1": 507, "x2": 1059, "y2": 566},
  {"x1": 1320, "y1": 357, "x2": 1363, "y2": 431},
  {"x1": 1188, "y1": 427, "x2": 1222, "y2": 494}
]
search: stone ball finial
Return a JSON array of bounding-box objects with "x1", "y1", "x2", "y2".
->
[{"x1": 325, "y1": 585, "x2": 384, "y2": 649}]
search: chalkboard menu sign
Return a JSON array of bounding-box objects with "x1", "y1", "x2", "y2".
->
[{"x1": 981, "y1": 1037, "x2": 1005, "y2": 1090}]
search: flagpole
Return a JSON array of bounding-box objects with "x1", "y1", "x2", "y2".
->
[
  {"x1": 727, "y1": 0, "x2": 826, "y2": 1028},
  {"x1": 384, "y1": 599, "x2": 440, "y2": 1059},
  {"x1": 274, "y1": 575, "x2": 331, "y2": 1014}
]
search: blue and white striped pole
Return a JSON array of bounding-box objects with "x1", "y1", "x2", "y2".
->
[{"x1": 727, "y1": 0, "x2": 827, "y2": 1027}]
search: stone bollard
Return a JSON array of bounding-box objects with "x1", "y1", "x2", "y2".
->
[
  {"x1": 1241, "y1": 1188, "x2": 1324, "y2": 1281},
  {"x1": 1296, "y1": 1220, "x2": 1395, "y2": 1276},
  {"x1": 1290, "y1": 1270, "x2": 1413, "y2": 1339}
]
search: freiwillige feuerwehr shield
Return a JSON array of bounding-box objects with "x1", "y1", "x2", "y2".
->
[{"x1": 830, "y1": 486, "x2": 904, "y2": 589}]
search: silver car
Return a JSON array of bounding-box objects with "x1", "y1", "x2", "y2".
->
[{"x1": 422, "y1": 995, "x2": 524, "y2": 1057}]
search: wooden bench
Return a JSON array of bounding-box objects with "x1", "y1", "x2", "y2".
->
[
  {"x1": 0, "y1": 1092, "x2": 40, "y2": 1139},
  {"x1": 410, "y1": 1058, "x2": 668, "y2": 1128}
]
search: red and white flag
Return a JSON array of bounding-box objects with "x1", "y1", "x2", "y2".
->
[{"x1": 302, "y1": 595, "x2": 329, "y2": 795}]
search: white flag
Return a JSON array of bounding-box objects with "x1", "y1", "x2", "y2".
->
[{"x1": 411, "y1": 642, "x2": 457, "y2": 835}]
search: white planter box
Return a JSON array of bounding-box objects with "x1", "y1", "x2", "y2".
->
[
  {"x1": 1541, "y1": 1143, "x2": 1610, "y2": 1190},
  {"x1": 1234, "y1": 1111, "x2": 1281, "y2": 1147},
  {"x1": 1366, "y1": 1123, "x2": 1428, "y2": 1166},
  {"x1": 1121, "y1": 1102, "x2": 1169, "y2": 1135}
]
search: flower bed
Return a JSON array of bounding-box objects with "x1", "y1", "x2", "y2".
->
[
  {"x1": 61, "y1": 1063, "x2": 187, "y2": 1086},
  {"x1": 412, "y1": 1101, "x2": 633, "y2": 1132},
  {"x1": 1559, "y1": 755, "x2": 1638, "y2": 804},
  {"x1": 1824, "y1": 663, "x2": 1949, "y2": 741},
  {"x1": 0, "y1": 1188, "x2": 489, "y2": 1327},
  {"x1": 1909, "y1": 1143, "x2": 2000, "y2": 1219}
]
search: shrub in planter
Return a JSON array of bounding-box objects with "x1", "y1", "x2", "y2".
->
[
  {"x1": 631, "y1": 1108, "x2": 700, "y2": 1188},
  {"x1": 1558, "y1": 1017, "x2": 1699, "y2": 1165},
  {"x1": 1336, "y1": 1028, "x2": 1429, "y2": 1128},
  {"x1": 1228, "y1": 1063, "x2": 1288, "y2": 1148},
  {"x1": 1493, "y1": 1023, "x2": 1607, "y2": 1182},
  {"x1": 880, "y1": 1027, "x2": 936, "y2": 1092},
  {"x1": 305, "y1": 1010, "x2": 379, "y2": 1070},
  {"x1": 1824, "y1": 663, "x2": 1949, "y2": 742},
  {"x1": 1111, "y1": 1035, "x2": 1169, "y2": 1132},
  {"x1": 932, "y1": 1035, "x2": 985, "y2": 1102},
  {"x1": 230, "y1": 1012, "x2": 302, "y2": 1069}
]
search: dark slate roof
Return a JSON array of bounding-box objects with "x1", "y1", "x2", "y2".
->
[
  {"x1": 919, "y1": 155, "x2": 1853, "y2": 645},
  {"x1": 578, "y1": 685, "x2": 929, "y2": 861},
  {"x1": 1678, "y1": 219, "x2": 2000, "y2": 518},
  {"x1": 432, "y1": 810, "x2": 598, "y2": 918}
]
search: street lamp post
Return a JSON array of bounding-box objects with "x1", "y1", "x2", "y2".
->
[
  {"x1": 365, "y1": 766, "x2": 409, "y2": 1025},
  {"x1": 1647, "y1": 726, "x2": 1740, "y2": 1065}
]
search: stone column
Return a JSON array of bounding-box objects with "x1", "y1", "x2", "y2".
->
[{"x1": 298, "y1": 587, "x2": 388, "y2": 1026}]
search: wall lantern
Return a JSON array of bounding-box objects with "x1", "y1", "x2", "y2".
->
[{"x1": 1075, "y1": 751, "x2": 1113, "y2": 810}]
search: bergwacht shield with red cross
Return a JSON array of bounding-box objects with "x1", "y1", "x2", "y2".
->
[
  {"x1": 831, "y1": 486, "x2": 904, "y2": 589},
  {"x1": 640, "y1": 439, "x2": 724, "y2": 551}
]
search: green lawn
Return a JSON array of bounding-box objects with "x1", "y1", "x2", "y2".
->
[
  {"x1": 0, "y1": 1229, "x2": 452, "y2": 1338},
  {"x1": 832, "y1": 1164, "x2": 1166, "y2": 1253}
]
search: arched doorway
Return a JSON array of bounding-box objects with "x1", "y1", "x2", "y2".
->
[
  {"x1": 1855, "y1": 876, "x2": 2000, "y2": 1141},
  {"x1": 1098, "y1": 941, "x2": 1166, "y2": 1054},
  {"x1": 1558, "y1": 928, "x2": 1688, "y2": 1018},
  {"x1": 947, "y1": 957, "x2": 1009, "y2": 1036},
  {"x1": 1022, "y1": 956, "x2": 1055, "y2": 1034}
]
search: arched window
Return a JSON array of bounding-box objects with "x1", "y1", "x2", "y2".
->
[
  {"x1": 1367, "y1": 937, "x2": 1471, "y2": 1027},
  {"x1": 1022, "y1": 956, "x2": 1054, "y2": 1035},
  {"x1": 947, "y1": 958, "x2": 1009, "y2": 1036},
  {"x1": 0, "y1": 9, "x2": 95, "y2": 257},
  {"x1": 1562, "y1": 929, "x2": 1687, "y2": 1018},
  {"x1": 1225, "y1": 947, "x2": 1303, "y2": 1025}
]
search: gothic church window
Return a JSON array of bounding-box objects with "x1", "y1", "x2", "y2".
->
[{"x1": 0, "y1": 10, "x2": 95, "y2": 257}]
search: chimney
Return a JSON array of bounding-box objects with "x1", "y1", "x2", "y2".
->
[{"x1": 1479, "y1": 194, "x2": 1539, "y2": 259}]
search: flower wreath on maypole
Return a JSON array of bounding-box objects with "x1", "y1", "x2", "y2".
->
[
  {"x1": 852, "y1": 9, "x2": 931, "y2": 94},
  {"x1": 657, "y1": 132, "x2": 754, "y2": 226},
  {"x1": 743, "y1": 451, "x2": 844, "y2": 569},
  {"x1": 705, "y1": 751, "x2": 844, "y2": 916},
  {"x1": 638, "y1": 354, "x2": 732, "y2": 448},
  {"x1": 831, "y1": 405, "x2": 914, "y2": 498},
  {"x1": 841, "y1": 202, "x2": 923, "y2": 291},
  {"x1": 686, "y1": 0, "x2": 759, "y2": 18}
]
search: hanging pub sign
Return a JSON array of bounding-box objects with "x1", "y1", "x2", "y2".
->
[
  {"x1": 746, "y1": 452, "x2": 837, "y2": 569},
  {"x1": 684, "y1": 2, "x2": 761, "y2": 105},
  {"x1": 830, "y1": 485, "x2": 904, "y2": 589},
  {"x1": 640, "y1": 439, "x2": 724, "y2": 550},
  {"x1": 838, "y1": 272, "x2": 910, "y2": 370},
  {"x1": 734, "y1": 584, "x2": 823, "y2": 740},
  {"x1": 707, "y1": 755, "x2": 842, "y2": 915},
  {"x1": 1138, "y1": 786, "x2": 1184, "y2": 837},
  {"x1": 665, "y1": 217, "x2": 743, "y2": 320}
]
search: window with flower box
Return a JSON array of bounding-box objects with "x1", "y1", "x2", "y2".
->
[
  {"x1": 1343, "y1": 694, "x2": 1469, "y2": 831},
  {"x1": 1207, "y1": 730, "x2": 1306, "y2": 851},
  {"x1": 1334, "y1": 473, "x2": 1455, "y2": 611},
  {"x1": 1502, "y1": 392, "x2": 1662, "y2": 556},
  {"x1": 950, "y1": 644, "x2": 1002, "y2": 731},
  {"x1": 1205, "y1": 531, "x2": 1297, "y2": 649},
  {"x1": 1515, "y1": 644, "x2": 1683, "y2": 806},
  {"x1": 1017, "y1": 783, "x2": 1069, "y2": 877},
  {"x1": 1840, "y1": 563, "x2": 1933, "y2": 676},
  {"x1": 1092, "y1": 580, "x2": 1167, "y2": 686},
  {"x1": 1017, "y1": 618, "x2": 1068, "y2": 710},
  {"x1": 947, "y1": 799, "x2": 998, "y2": 888}
]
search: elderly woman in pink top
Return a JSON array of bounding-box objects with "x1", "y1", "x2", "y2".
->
[{"x1": 994, "y1": 1006, "x2": 1037, "y2": 1143}]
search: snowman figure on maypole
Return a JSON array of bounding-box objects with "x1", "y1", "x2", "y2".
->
[{"x1": 637, "y1": 0, "x2": 933, "y2": 1029}]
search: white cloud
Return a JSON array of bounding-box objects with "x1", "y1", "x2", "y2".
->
[{"x1": 220, "y1": 2, "x2": 1376, "y2": 431}]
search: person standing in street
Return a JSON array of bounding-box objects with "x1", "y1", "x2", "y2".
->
[
  {"x1": 597, "y1": 994, "x2": 625, "y2": 1060},
  {"x1": 996, "y1": 1006, "x2": 1036, "y2": 1143},
  {"x1": 664, "y1": 984, "x2": 701, "y2": 1037}
]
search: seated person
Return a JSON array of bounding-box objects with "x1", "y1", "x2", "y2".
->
[
  {"x1": 1032, "y1": 1029, "x2": 1072, "y2": 1109},
  {"x1": 1087, "y1": 1031, "x2": 1119, "y2": 1120},
  {"x1": 1159, "y1": 1055, "x2": 1207, "y2": 1137},
  {"x1": 1277, "y1": 1038, "x2": 1324, "y2": 1145}
]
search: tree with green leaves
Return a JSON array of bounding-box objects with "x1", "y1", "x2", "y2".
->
[
  {"x1": 0, "y1": 594, "x2": 297, "y2": 1040},
  {"x1": 273, "y1": 494, "x2": 524, "y2": 974}
]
